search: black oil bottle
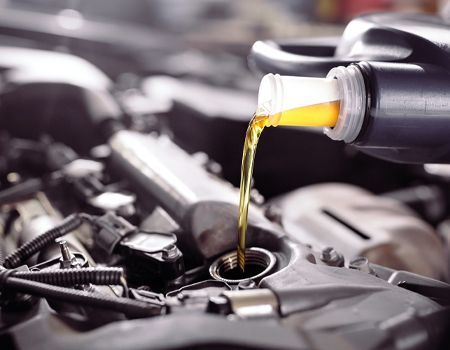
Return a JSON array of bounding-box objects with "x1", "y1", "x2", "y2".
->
[{"x1": 250, "y1": 12, "x2": 450, "y2": 164}]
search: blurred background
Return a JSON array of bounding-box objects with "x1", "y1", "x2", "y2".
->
[
  {"x1": 0, "y1": 0, "x2": 448, "y2": 200},
  {"x1": 0, "y1": 0, "x2": 446, "y2": 77}
]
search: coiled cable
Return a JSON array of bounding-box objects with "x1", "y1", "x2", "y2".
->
[
  {"x1": 0, "y1": 271, "x2": 160, "y2": 318},
  {"x1": 0, "y1": 213, "x2": 162, "y2": 317},
  {"x1": 3, "y1": 213, "x2": 92, "y2": 269},
  {"x1": 12, "y1": 267, "x2": 124, "y2": 287}
]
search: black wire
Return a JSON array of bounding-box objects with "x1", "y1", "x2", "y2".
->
[
  {"x1": 3, "y1": 213, "x2": 93, "y2": 269},
  {"x1": 0, "y1": 272, "x2": 161, "y2": 318},
  {"x1": 12, "y1": 267, "x2": 124, "y2": 287},
  {"x1": 0, "y1": 214, "x2": 162, "y2": 317}
]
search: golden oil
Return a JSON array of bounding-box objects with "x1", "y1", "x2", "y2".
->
[
  {"x1": 237, "y1": 100, "x2": 340, "y2": 272},
  {"x1": 237, "y1": 114, "x2": 268, "y2": 271},
  {"x1": 271, "y1": 101, "x2": 340, "y2": 127}
]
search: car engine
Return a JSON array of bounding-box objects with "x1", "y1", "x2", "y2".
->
[{"x1": 0, "y1": 7, "x2": 450, "y2": 350}]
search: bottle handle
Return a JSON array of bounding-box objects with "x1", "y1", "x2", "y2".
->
[{"x1": 249, "y1": 39, "x2": 354, "y2": 77}]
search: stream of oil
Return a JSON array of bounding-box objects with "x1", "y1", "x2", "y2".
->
[{"x1": 237, "y1": 101, "x2": 340, "y2": 272}]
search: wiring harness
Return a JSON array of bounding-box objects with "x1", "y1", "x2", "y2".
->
[{"x1": 0, "y1": 213, "x2": 164, "y2": 318}]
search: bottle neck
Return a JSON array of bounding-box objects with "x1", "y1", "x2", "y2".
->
[
  {"x1": 324, "y1": 64, "x2": 367, "y2": 143},
  {"x1": 257, "y1": 73, "x2": 340, "y2": 127}
]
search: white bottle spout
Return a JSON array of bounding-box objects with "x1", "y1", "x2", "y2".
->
[{"x1": 257, "y1": 73, "x2": 339, "y2": 126}]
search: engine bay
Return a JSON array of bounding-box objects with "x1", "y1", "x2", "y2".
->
[{"x1": 0, "y1": 9, "x2": 450, "y2": 350}]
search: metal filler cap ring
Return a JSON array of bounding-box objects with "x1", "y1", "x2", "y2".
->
[{"x1": 209, "y1": 247, "x2": 276, "y2": 284}]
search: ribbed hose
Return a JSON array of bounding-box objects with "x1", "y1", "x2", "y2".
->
[
  {"x1": 0, "y1": 270, "x2": 160, "y2": 318},
  {"x1": 3, "y1": 213, "x2": 92, "y2": 269},
  {"x1": 13, "y1": 267, "x2": 124, "y2": 286}
]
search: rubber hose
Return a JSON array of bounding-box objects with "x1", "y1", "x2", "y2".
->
[
  {"x1": 0, "y1": 178, "x2": 43, "y2": 205},
  {"x1": 0, "y1": 272, "x2": 160, "y2": 318},
  {"x1": 3, "y1": 213, "x2": 92, "y2": 269},
  {"x1": 13, "y1": 267, "x2": 124, "y2": 286}
]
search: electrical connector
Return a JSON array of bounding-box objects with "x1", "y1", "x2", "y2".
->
[{"x1": 93, "y1": 212, "x2": 137, "y2": 255}]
